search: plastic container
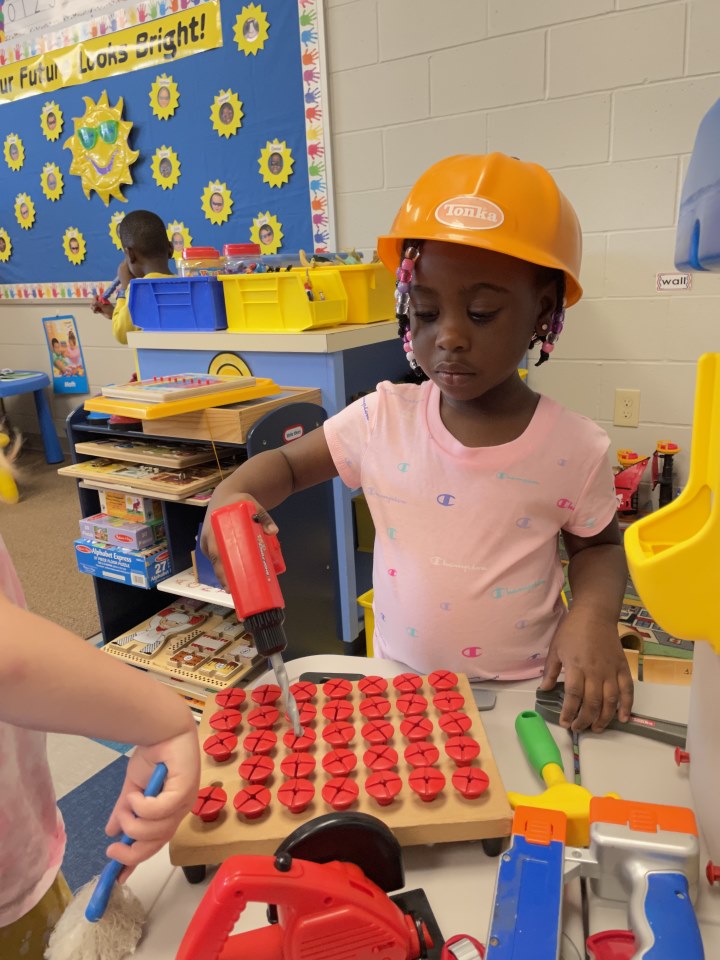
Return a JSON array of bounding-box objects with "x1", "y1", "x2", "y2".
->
[
  {"x1": 219, "y1": 269, "x2": 346, "y2": 332},
  {"x1": 223, "y1": 243, "x2": 262, "y2": 275},
  {"x1": 129, "y1": 276, "x2": 228, "y2": 332},
  {"x1": 179, "y1": 246, "x2": 225, "y2": 277},
  {"x1": 332, "y1": 262, "x2": 395, "y2": 325},
  {"x1": 357, "y1": 589, "x2": 374, "y2": 657}
]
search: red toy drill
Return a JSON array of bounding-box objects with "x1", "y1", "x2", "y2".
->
[
  {"x1": 211, "y1": 500, "x2": 301, "y2": 735},
  {"x1": 176, "y1": 853, "x2": 433, "y2": 960}
]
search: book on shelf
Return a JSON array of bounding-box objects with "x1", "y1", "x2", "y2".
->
[{"x1": 144, "y1": 385, "x2": 322, "y2": 444}]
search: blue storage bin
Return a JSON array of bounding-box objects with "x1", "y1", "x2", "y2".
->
[{"x1": 128, "y1": 276, "x2": 228, "y2": 332}]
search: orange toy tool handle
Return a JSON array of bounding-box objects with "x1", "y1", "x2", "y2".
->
[{"x1": 211, "y1": 500, "x2": 286, "y2": 619}]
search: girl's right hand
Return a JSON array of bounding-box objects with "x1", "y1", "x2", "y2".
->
[{"x1": 200, "y1": 492, "x2": 278, "y2": 589}]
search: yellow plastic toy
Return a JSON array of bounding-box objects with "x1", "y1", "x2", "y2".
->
[
  {"x1": 508, "y1": 711, "x2": 617, "y2": 847},
  {"x1": 0, "y1": 432, "x2": 19, "y2": 504},
  {"x1": 625, "y1": 352, "x2": 720, "y2": 653}
]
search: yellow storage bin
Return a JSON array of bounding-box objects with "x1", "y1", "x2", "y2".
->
[
  {"x1": 220, "y1": 270, "x2": 347, "y2": 332},
  {"x1": 333, "y1": 262, "x2": 395, "y2": 325},
  {"x1": 357, "y1": 588, "x2": 374, "y2": 657}
]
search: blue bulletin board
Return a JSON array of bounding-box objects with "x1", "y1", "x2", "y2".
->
[{"x1": 0, "y1": 0, "x2": 331, "y2": 299}]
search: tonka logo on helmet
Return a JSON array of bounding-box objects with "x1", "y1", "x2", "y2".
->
[{"x1": 435, "y1": 195, "x2": 504, "y2": 230}]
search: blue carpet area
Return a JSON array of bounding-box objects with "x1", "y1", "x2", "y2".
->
[
  {"x1": 91, "y1": 737, "x2": 135, "y2": 754},
  {"x1": 58, "y1": 755, "x2": 129, "y2": 893}
]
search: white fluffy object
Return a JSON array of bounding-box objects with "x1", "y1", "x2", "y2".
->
[{"x1": 45, "y1": 878, "x2": 147, "y2": 960}]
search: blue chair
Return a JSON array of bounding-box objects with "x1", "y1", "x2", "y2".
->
[{"x1": 0, "y1": 371, "x2": 64, "y2": 464}]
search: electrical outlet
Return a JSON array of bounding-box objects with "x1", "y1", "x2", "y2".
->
[{"x1": 614, "y1": 388, "x2": 640, "y2": 427}]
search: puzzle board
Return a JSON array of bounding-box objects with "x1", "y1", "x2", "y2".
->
[
  {"x1": 85, "y1": 378, "x2": 281, "y2": 421},
  {"x1": 101, "y1": 374, "x2": 256, "y2": 403},
  {"x1": 170, "y1": 672, "x2": 513, "y2": 867},
  {"x1": 73, "y1": 439, "x2": 218, "y2": 469},
  {"x1": 104, "y1": 598, "x2": 262, "y2": 693},
  {"x1": 58, "y1": 458, "x2": 233, "y2": 498}
]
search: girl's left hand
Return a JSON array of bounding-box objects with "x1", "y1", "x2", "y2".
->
[
  {"x1": 539, "y1": 608, "x2": 634, "y2": 733},
  {"x1": 103, "y1": 727, "x2": 201, "y2": 880}
]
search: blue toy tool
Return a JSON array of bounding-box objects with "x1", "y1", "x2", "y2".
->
[{"x1": 86, "y1": 762, "x2": 168, "y2": 922}]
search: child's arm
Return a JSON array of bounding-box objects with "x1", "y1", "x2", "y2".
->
[
  {"x1": 91, "y1": 298, "x2": 114, "y2": 319},
  {"x1": 540, "y1": 515, "x2": 633, "y2": 734},
  {"x1": 200, "y1": 425, "x2": 338, "y2": 588},
  {"x1": 0, "y1": 590, "x2": 200, "y2": 875}
]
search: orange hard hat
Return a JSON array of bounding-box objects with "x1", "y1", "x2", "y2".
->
[{"x1": 376, "y1": 153, "x2": 583, "y2": 306}]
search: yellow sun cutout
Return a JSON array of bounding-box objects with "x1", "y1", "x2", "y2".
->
[
  {"x1": 0, "y1": 229, "x2": 12, "y2": 263},
  {"x1": 151, "y1": 146, "x2": 181, "y2": 190},
  {"x1": 4, "y1": 134, "x2": 24, "y2": 171},
  {"x1": 167, "y1": 221, "x2": 192, "y2": 260},
  {"x1": 14, "y1": 194, "x2": 35, "y2": 230},
  {"x1": 40, "y1": 102, "x2": 63, "y2": 141},
  {"x1": 109, "y1": 211, "x2": 125, "y2": 251},
  {"x1": 234, "y1": 3, "x2": 269, "y2": 55},
  {"x1": 250, "y1": 212, "x2": 283, "y2": 254},
  {"x1": 63, "y1": 228, "x2": 86, "y2": 265},
  {"x1": 201, "y1": 181, "x2": 233, "y2": 226},
  {"x1": 64, "y1": 91, "x2": 139, "y2": 205},
  {"x1": 41, "y1": 163, "x2": 64, "y2": 202},
  {"x1": 211, "y1": 90, "x2": 243, "y2": 139},
  {"x1": 259, "y1": 140, "x2": 294, "y2": 188},
  {"x1": 150, "y1": 75, "x2": 179, "y2": 120}
]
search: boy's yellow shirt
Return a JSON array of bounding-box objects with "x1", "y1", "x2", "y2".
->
[{"x1": 111, "y1": 272, "x2": 172, "y2": 345}]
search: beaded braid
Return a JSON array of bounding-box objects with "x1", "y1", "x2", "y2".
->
[
  {"x1": 531, "y1": 274, "x2": 566, "y2": 367},
  {"x1": 394, "y1": 243, "x2": 424, "y2": 376}
]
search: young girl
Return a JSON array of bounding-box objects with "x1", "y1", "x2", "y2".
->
[
  {"x1": 0, "y1": 448, "x2": 200, "y2": 958},
  {"x1": 201, "y1": 153, "x2": 633, "y2": 735}
]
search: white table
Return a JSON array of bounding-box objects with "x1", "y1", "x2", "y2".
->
[{"x1": 128, "y1": 656, "x2": 718, "y2": 958}]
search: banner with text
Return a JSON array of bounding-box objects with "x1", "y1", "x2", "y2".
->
[{"x1": 0, "y1": 2, "x2": 220, "y2": 103}]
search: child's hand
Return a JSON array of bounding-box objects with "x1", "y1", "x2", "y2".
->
[
  {"x1": 201, "y1": 492, "x2": 278, "y2": 589},
  {"x1": 118, "y1": 260, "x2": 132, "y2": 289},
  {"x1": 104, "y1": 726, "x2": 200, "y2": 879},
  {"x1": 539, "y1": 609, "x2": 634, "y2": 733},
  {"x1": 90, "y1": 297, "x2": 114, "y2": 318}
]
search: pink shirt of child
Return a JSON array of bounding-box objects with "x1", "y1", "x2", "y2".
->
[
  {"x1": 324, "y1": 380, "x2": 617, "y2": 680},
  {"x1": 0, "y1": 534, "x2": 66, "y2": 926}
]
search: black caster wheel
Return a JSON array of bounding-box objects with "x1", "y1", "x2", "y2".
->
[
  {"x1": 481, "y1": 836, "x2": 504, "y2": 858},
  {"x1": 182, "y1": 864, "x2": 207, "y2": 884}
]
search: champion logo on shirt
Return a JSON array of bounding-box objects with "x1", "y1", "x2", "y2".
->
[
  {"x1": 492, "y1": 579, "x2": 545, "y2": 599},
  {"x1": 387, "y1": 527, "x2": 398, "y2": 539},
  {"x1": 557, "y1": 458, "x2": 568, "y2": 466},
  {"x1": 406, "y1": 626, "x2": 419, "y2": 637},
  {"x1": 397, "y1": 462, "x2": 410, "y2": 472},
  {"x1": 516, "y1": 517, "x2": 532, "y2": 528},
  {"x1": 440, "y1": 602, "x2": 451, "y2": 610},
  {"x1": 556, "y1": 498, "x2": 575, "y2": 510},
  {"x1": 462, "y1": 646, "x2": 483, "y2": 658},
  {"x1": 496, "y1": 471, "x2": 539, "y2": 485},
  {"x1": 436, "y1": 493, "x2": 456, "y2": 506}
]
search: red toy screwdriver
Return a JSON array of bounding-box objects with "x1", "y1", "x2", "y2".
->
[{"x1": 211, "y1": 501, "x2": 302, "y2": 736}]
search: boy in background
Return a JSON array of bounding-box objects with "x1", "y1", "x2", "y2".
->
[{"x1": 91, "y1": 210, "x2": 174, "y2": 345}]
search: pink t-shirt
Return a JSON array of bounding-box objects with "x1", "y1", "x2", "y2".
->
[
  {"x1": 0, "y1": 534, "x2": 66, "y2": 927},
  {"x1": 324, "y1": 381, "x2": 617, "y2": 680}
]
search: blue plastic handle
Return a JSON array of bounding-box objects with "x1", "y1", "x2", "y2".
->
[
  {"x1": 85, "y1": 762, "x2": 168, "y2": 923},
  {"x1": 633, "y1": 872, "x2": 704, "y2": 960}
]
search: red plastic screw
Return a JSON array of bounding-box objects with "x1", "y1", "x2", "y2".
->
[
  {"x1": 192, "y1": 785, "x2": 227, "y2": 823},
  {"x1": 393, "y1": 672, "x2": 423, "y2": 694},
  {"x1": 452, "y1": 767, "x2": 490, "y2": 800},
  {"x1": 365, "y1": 770, "x2": 402, "y2": 806},
  {"x1": 202, "y1": 731, "x2": 238, "y2": 763},
  {"x1": 433, "y1": 690, "x2": 465, "y2": 713},
  {"x1": 400, "y1": 715, "x2": 433, "y2": 742},
  {"x1": 404, "y1": 741, "x2": 440, "y2": 768},
  {"x1": 428, "y1": 669, "x2": 458, "y2": 691},
  {"x1": 359, "y1": 675, "x2": 388, "y2": 696},
  {"x1": 322, "y1": 748, "x2": 358, "y2": 776},
  {"x1": 215, "y1": 687, "x2": 246, "y2": 709},
  {"x1": 361, "y1": 719, "x2": 394, "y2": 745},
  {"x1": 409, "y1": 765, "x2": 446, "y2": 802},
  {"x1": 251, "y1": 683, "x2": 282, "y2": 705},
  {"x1": 322, "y1": 699, "x2": 354, "y2": 723},
  {"x1": 233, "y1": 785, "x2": 270, "y2": 820},
  {"x1": 209, "y1": 708, "x2": 243, "y2": 733},
  {"x1": 322, "y1": 777, "x2": 359, "y2": 811},
  {"x1": 289, "y1": 680, "x2": 317, "y2": 703},
  {"x1": 322, "y1": 721, "x2": 355, "y2": 748},
  {"x1": 239, "y1": 754, "x2": 274, "y2": 785},
  {"x1": 360, "y1": 696, "x2": 392, "y2": 720},
  {"x1": 285, "y1": 702, "x2": 317, "y2": 727},
  {"x1": 706, "y1": 860, "x2": 720, "y2": 886},
  {"x1": 281, "y1": 752, "x2": 316, "y2": 779},
  {"x1": 674, "y1": 747, "x2": 691, "y2": 766},
  {"x1": 283, "y1": 727, "x2": 316, "y2": 752},
  {"x1": 439, "y1": 710, "x2": 472, "y2": 736},
  {"x1": 396, "y1": 693, "x2": 428, "y2": 716},
  {"x1": 243, "y1": 729, "x2": 277, "y2": 755},
  {"x1": 247, "y1": 706, "x2": 280, "y2": 730},
  {"x1": 323, "y1": 677, "x2": 353, "y2": 700},
  {"x1": 445, "y1": 735, "x2": 481, "y2": 767},
  {"x1": 277, "y1": 778, "x2": 315, "y2": 814},
  {"x1": 364, "y1": 744, "x2": 398, "y2": 771}
]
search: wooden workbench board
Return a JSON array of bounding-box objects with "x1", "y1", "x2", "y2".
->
[{"x1": 170, "y1": 673, "x2": 513, "y2": 866}]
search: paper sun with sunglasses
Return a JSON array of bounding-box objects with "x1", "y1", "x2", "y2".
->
[{"x1": 64, "y1": 91, "x2": 139, "y2": 205}]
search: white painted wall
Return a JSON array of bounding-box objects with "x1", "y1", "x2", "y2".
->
[
  {"x1": 3, "y1": 0, "x2": 720, "y2": 488},
  {"x1": 326, "y1": 0, "x2": 720, "y2": 489}
]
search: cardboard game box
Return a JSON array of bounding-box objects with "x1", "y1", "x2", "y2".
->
[{"x1": 74, "y1": 538, "x2": 172, "y2": 589}]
